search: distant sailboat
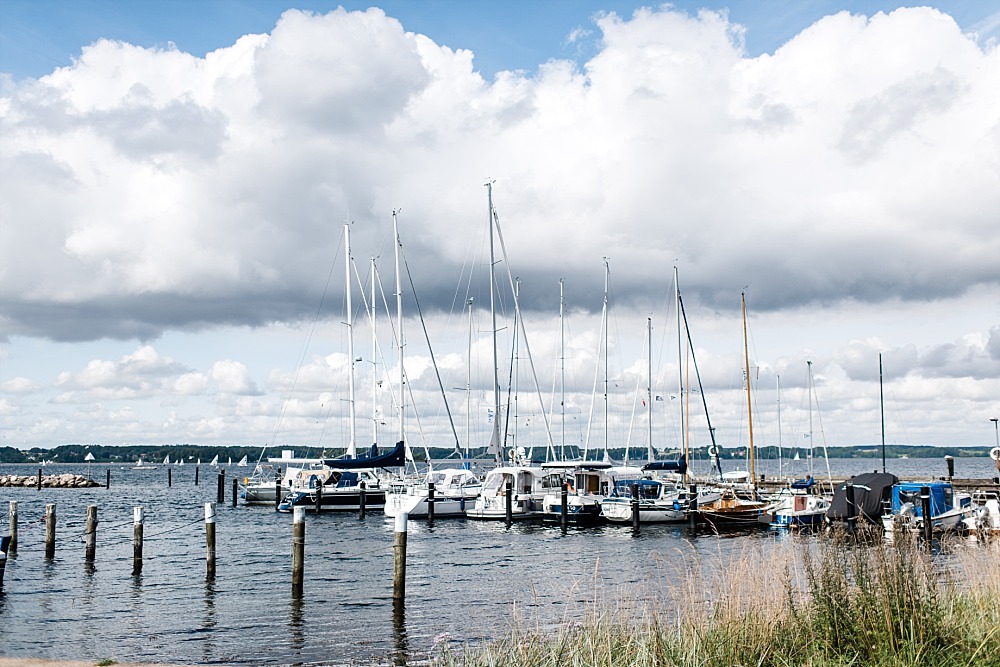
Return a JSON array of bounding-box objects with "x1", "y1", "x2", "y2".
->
[
  {"x1": 210, "y1": 455, "x2": 219, "y2": 467},
  {"x1": 237, "y1": 455, "x2": 248, "y2": 467},
  {"x1": 163, "y1": 455, "x2": 171, "y2": 465}
]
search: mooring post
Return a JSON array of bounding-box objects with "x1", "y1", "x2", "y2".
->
[
  {"x1": 274, "y1": 478, "x2": 281, "y2": 511},
  {"x1": 0, "y1": 535, "x2": 10, "y2": 592},
  {"x1": 845, "y1": 483, "x2": 856, "y2": 535},
  {"x1": 217, "y1": 470, "x2": 225, "y2": 503},
  {"x1": 44, "y1": 503, "x2": 56, "y2": 559},
  {"x1": 85, "y1": 505, "x2": 98, "y2": 562},
  {"x1": 36, "y1": 468, "x2": 42, "y2": 491},
  {"x1": 8, "y1": 501, "x2": 17, "y2": 555},
  {"x1": 631, "y1": 482, "x2": 640, "y2": 533},
  {"x1": 688, "y1": 484, "x2": 698, "y2": 530},
  {"x1": 393, "y1": 512, "x2": 408, "y2": 601},
  {"x1": 105, "y1": 468, "x2": 111, "y2": 489},
  {"x1": 560, "y1": 482, "x2": 568, "y2": 534},
  {"x1": 132, "y1": 506, "x2": 144, "y2": 575},
  {"x1": 359, "y1": 480, "x2": 366, "y2": 520},
  {"x1": 231, "y1": 477, "x2": 238, "y2": 508},
  {"x1": 920, "y1": 486, "x2": 933, "y2": 546},
  {"x1": 205, "y1": 502, "x2": 217, "y2": 579},
  {"x1": 292, "y1": 506, "x2": 305, "y2": 593},
  {"x1": 504, "y1": 479, "x2": 513, "y2": 528},
  {"x1": 427, "y1": 482, "x2": 435, "y2": 523},
  {"x1": 314, "y1": 479, "x2": 323, "y2": 514},
  {"x1": 168, "y1": 467, "x2": 172, "y2": 488},
  {"x1": 944, "y1": 455, "x2": 954, "y2": 480},
  {"x1": 195, "y1": 465, "x2": 200, "y2": 486}
]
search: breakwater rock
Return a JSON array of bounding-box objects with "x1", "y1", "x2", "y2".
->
[{"x1": 0, "y1": 473, "x2": 102, "y2": 488}]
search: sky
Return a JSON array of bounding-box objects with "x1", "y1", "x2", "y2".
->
[{"x1": 1, "y1": 1, "x2": 999, "y2": 460}]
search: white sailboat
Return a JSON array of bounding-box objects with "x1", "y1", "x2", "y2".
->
[{"x1": 237, "y1": 455, "x2": 248, "y2": 467}]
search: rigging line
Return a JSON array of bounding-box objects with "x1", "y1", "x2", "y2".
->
[
  {"x1": 809, "y1": 368, "x2": 833, "y2": 482},
  {"x1": 268, "y1": 230, "x2": 346, "y2": 448},
  {"x1": 490, "y1": 207, "x2": 556, "y2": 453},
  {"x1": 401, "y1": 247, "x2": 462, "y2": 454},
  {"x1": 678, "y1": 292, "x2": 724, "y2": 479}
]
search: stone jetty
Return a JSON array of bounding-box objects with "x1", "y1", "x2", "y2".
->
[{"x1": 0, "y1": 473, "x2": 101, "y2": 488}]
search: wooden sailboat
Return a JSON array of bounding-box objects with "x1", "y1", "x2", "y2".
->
[{"x1": 696, "y1": 291, "x2": 769, "y2": 529}]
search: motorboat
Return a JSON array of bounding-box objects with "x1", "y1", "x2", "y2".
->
[
  {"x1": 881, "y1": 480, "x2": 973, "y2": 533},
  {"x1": 466, "y1": 464, "x2": 551, "y2": 520},
  {"x1": 539, "y1": 461, "x2": 643, "y2": 525},
  {"x1": 768, "y1": 476, "x2": 832, "y2": 528},
  {"x1": 602, "y1": 478, "x2": 721, "y2": 524},
  {"x1": 277, "y1": 466, "x2": 386, "y2": 512},
  {"x1": 384, "y1": 468, "x2": 482, "y2": 518}
]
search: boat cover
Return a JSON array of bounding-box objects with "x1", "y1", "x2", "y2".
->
[
  {"x1": 642, "y1": 454, "x2": 687, "y2": 475},
  {"x1": 826, "y1": 471, "x2": 898, "y2": 524},
  {"x1": 323, "y1": 440, "x2": 406, "y2": 469}
]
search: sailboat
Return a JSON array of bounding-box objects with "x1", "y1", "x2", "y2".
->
[
  {"x1": 209, "y1": 455, "x2": 219, "y2": 467},
  {"x1": 770, "y1": 361, "x2": 833, "y2": 528},
  {"x1": 467, "y1": 183, "x2": 549, "y2": 520},
  {"x1": 236, "y1": 455, "x2": 248, "y2": 467},
  {"x1": 695, "y1": 292, "x2": 770, "y2": 529},
  {"x1": 163, "y1": 454, "x2": 171, "y2": 465},
  {"x1": 132, "y1": 457, "x2": 156, "y2": 471}
]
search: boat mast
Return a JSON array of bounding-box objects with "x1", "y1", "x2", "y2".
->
[
  {"x1": 741, "y1": 291, "x2": 756, "y2": 495},
  {"x1": 647, "y1": 316, "x2": 653, "y2": 464},
  {"x1": 879, "y1": 352, "x2": 886, "y2": 474},
  {"x1": 371, "y1": 256, "x2": 378, "y2": 448},
  {"x1": 776, "y1": 374, "x2": 782, "y2": 478},
  {"x1": 674, "y1": 267, "x2": 686, "y2": 478},
  {"x1": 487, "y1": 182, "x2": 502, "y2": 465},
  {"x1": 466, "y1": 296, "x2": 473, "y2": 463},
  {"x1": 603, "y1": 258, "x2": 610, "y2": 461},
  {"x1": 560, "y1": 278, "x2": 566, "y2": 462},
  {"x1": 344, "y1": 223, "x2": 357, "y2": 458},
  {"x1": 807, "y1": 360, "x2": 815, "y2": 477},
  {"x1": 393, "y1": 210, "x2": 405, "y2": 447}
]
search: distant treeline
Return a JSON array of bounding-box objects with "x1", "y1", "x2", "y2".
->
[{"x1": 0, "y1": 442, "x2": 992, "y2": 464}]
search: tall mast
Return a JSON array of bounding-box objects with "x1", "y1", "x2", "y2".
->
[
  {"x1": 487, "y1": 182, "x2": 502, "y2": 465},
  {"x1": 647, "y1": 316, "x2": 653, "y2": 464},
  {"x1": 393, "y1": 210, "x2": 404, "y2": 445},
  {"x1": 741, "y1": 291, "x2": 756, "y2": 494},
  {"x1": 603, "y1": 258, "x2": 610, "y2": 460},
  {"x1": 674, "y1": 267, "x2": 685, "y2": 469},
  {"x1": 776, "y1": 374, "x2": 782, "y2": 477},
  {"x1": 344, "y1": 223, "x2": 356, "y2": 458},
  {"x1": 559, "y1": 278, "x2": 566, "y2": 461},
  {"x1": 371, "y1": 256, "x2": 378, "y2": 447},
  {"x1": 807, "y1": 360, "x2": 815, "y2": 477},
  {"x1": 466, "y1": 297, "x2": 473, "y2": 463},
  {"x1": 879, "y1": 353, "x2": 886, "y2": 474}
]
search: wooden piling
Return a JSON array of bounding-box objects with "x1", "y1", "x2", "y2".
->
[
  {"x1": 132, "y1": 507, "x2": 144, "y2": 575},
  {"x1": 560, "y1": 483, "x2": 568, "y2": 533},
  {"x1": 195, "y1": 465, "x2": 200, "y2": 486},
  {"x1": 205, "y1": 502, "x2": 217, "y2": 579},
  {"x1": 37, "y1": 468, "x2": 42, "y2": 490},
  {"x1": 504, "y1": 479, "x2": 513, "y2": 528},
  {"x1": 688, "y1": 484, "x2": 698, "y2": 530},
  {"x1": 85, "y1": 505, "x2": 97, "y2": 562},
  {"x1": 0, "y1": 535, "x2": 9, "y2": 592},
  {"x1": 44, "y1": 503, "x2": 56, "y2": 559},
  {"x1": 168, "y1": 467, "x2": 172, "y2": 487},
  {"x1": 631, "y1": 482, "x2": 640, "y2": 533},
  {"x1": 232, "y1": 478, "x2": 238, "y2": 507},
  {"x1": 274, "y1": 478, "x2": 281, "y2": 511},
  {"x1": 846, "y1": 483, "x2": 857, "y2": 534},
  {"x1": 920, "y1": 486, "x2": 933, "y2": 546},
  {"x1": 292, "y1": 506, "x2": 305, "y2": 593},
  {"x1": 359, "y1": 480, "x2": 366, "y2": 520},
  {"x1": 105, "y1": 468, "x2": 110, "y2": 489},
  {"x1": 8, "y1": 501, "x2": 17, "y2": 554},
  {"x1": 217, "y1": 470, "x2": 225, "y2": 503},
  {"x1": 427, "y1": 482, "x2": 435, "y2": 523},
  {"x1": 393, "y1": 512, "x2": 408, "y2": 601},
  {"x1": 315, "y1": 479, "x2": 323, "y2": 514}
]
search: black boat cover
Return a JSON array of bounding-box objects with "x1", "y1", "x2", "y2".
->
[
  {"x1": 642, "y1": 454, "x2": 687, "y2": 476},
  {"x1": 826, "y1": 471, "x2": 898, "y2": 524},
  {"x1": 323, "y1": 440, "x2": 406, "y2": 469}
]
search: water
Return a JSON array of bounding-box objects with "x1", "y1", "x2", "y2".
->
[{"x1": 1, "y1": 458, "x2": 997, "y2": 665}]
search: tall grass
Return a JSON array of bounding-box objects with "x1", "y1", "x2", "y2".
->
[{"x1": 433, "y1": 532, "x2": 1000, "y2": 667}]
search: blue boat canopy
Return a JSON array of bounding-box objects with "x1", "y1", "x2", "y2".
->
[{"x1": 641, "y1": 454, "x2": 686, "y2": 475}]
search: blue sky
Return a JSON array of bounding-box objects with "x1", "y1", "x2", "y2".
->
[
  {"x1": 4, "y1": 1, "x2": 997, "y2": 81},
  {"x1": 1, "y1": 1, "x2": 999, "y2": 454}
]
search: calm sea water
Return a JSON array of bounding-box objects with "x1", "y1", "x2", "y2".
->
[{"x1": 1, "y1": 457, "x2": 997, "y2": 666}]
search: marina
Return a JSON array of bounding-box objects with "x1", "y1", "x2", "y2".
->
[{"x1": 2, "y1": 457, "x2": 998, "y2": 665}]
